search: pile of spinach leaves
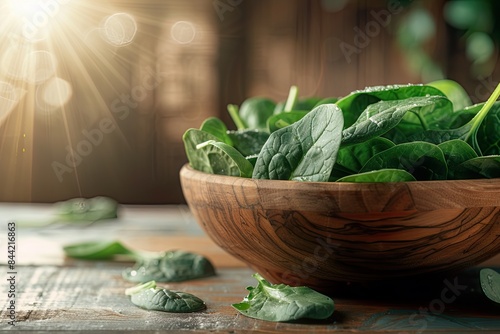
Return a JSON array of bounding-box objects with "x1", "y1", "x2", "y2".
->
[{"x1": 183, "y1": 81, "x2": 500, "y2": 182}]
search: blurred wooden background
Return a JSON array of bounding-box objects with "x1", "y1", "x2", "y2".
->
[{"x1": 0, "y1": 0, "x2": 498, "y2": 204}]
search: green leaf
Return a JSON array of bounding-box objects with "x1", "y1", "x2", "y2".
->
[
  {"x1": 232, "y1": 273, "x2": 334, "y2": 322},
  {"x1": 437, "y1": 140, "x2": 478, "y2": 179},
  {"x1": 477, "y1": 101, "x2": 500, "y2": 155},
  {"x1": 183, "y1": 128, "x2": 253, "y2": 177},
  {"x1": 341, "y1": 95, "x2": 452, "y2": 146},
  {"x1": 336, "y1": 169, "x2": 416, "y2": 183},
  {"x1": 360, "y1": 141, "x2": 448, "y2": 180},
  {"x1": 427, "y1": 79, "x2": 472, "y2": 111},
  {"x1": 267, "y1": 111, "x2": 308, "y2": 133},
  {"x1": 252, "y1": 104, "x2": 344, "y2": 181},
  {"x1": 55, "y1": 197, "x2": 118, "y2": 222},
  {"x1": 126, "y1": 281, "x2": 206, "y2": 313},
  {"x1": 200, "y1": 117, "x2": 233, "y2": 145},
  {"x1": 336, "y1": 84, "x2": 446, "y2": 128},
  {"x1": 122, "y1": 250, "x2": 216, "y2": 283},
  {"x1": 239, "y1": 97, "x2": 276, "y2": 130},
  {"x1": 332, "y1": 137, "x2": 395, "y2": 179},
  {"x1": 195, "y1": 140, "x2": 254, "y2": 177},
  {"x1": 480, "y1": 268, "x2": 500, "y2": 304},
  {"x1": 63, "y1": 240, "x2": 135, "y2": 260},
  {"x1": 227, "y1": 130, "x2": 270, "y2": 157},
  {"x1": 456, "y1": 155, "x2": 500, "y2": 179}
]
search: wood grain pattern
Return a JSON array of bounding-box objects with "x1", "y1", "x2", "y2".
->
[{"x1": 180, "y1": 165, "x2": 500, "y2": 292}]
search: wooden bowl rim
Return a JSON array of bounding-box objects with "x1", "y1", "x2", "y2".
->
[{"x1": 180, "y1": 164, "x2": 500, "y2": 210}]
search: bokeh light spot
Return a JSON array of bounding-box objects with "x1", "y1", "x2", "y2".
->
[
  {"x1": 102, "y1": 12, "x2": 137, "y2": 47},
  {"x1": 36, "y1": 77, "x2": 72, "y2": 112},
  {"x1": 170, "y1": 21, "x2": 196, "y2": 44}
]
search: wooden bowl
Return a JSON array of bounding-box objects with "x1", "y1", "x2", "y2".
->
[{"x1": 180, "y1": 164, "x2": 500, "y2": 292}]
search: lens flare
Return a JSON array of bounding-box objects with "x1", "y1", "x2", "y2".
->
[
  {"x1": 101, "y1": 12, "x2": 138, "y2": 47},
  {"x1": 170, "y1": 21, "x2": 196, "y2": 44}
]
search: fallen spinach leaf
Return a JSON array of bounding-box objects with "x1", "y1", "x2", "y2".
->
[
  {"x1": 126, "y1": 281, "x2": 206, "y2": 313},
  {"x1": 480, "y1": 268, "x2": 500, "y2": 304},
  {"x1": 336, "y1": 169, "x2": 416, "y2": 183},
  {"x1": 55, "y1": 196, "x2": 118, "y2": 222},
  {"x1": 252, "y1": 104, "x2": 344, "y2": 181},
  {"x1": 123, "y1": 250, "x2": 216, "y2": 283},
  {"x1": 63, "y1": 240, "x2": 135, "y2": 260},
  {"x1": 360, "y1": 141, "x2": 448, "y2": 180},
  {"x1": 232, "y1": 273, "x2": 334, "y2": 322}
]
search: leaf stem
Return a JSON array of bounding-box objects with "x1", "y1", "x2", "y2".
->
[
  {"x1": 125, "y1": 280, "x2": 157, "y2": 296},
  {"x1": 284, "y1": 85, "x2": 298, "y2": 112},
  {"x1": 227, "y1": 104, "x2": 247, "y2": 130},
  {"x1": 465, "y1": 83, "x2": 500, "y2": 144}
]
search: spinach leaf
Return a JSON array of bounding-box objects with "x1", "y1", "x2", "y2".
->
[
  {"x1": 232, "y1": 273, "x2": 334, "y2": 322},
  {"x1": 200, "y1": 117, "x2": 233, "y2": 145},
  {"x1": 227, "y1": 130, "x2": 270, "y2": 156},
  {"x1": 437, "y1": 140, "x2": 478, "y2": 179},
  {"x1": 183, "y1": 128, "x2": 253, "y2": 177},
  {"x1": 63, "y1": 240, "x2": 135, "y2": 260},
  {"x1": 341, "y1": 95, "x2": 452, "y2": 146},
  {"x1": 336, "y1": 169, "x2": 416, "y2": 183},
  {"x1": 123, "y1": 250, "x2": 216, "y2": 283},
  {"x1": 480, "y1": 268, "x2": 500, "y2": 304},
  {"x1": 126, "y1": 281, "x2": 206, "y2": 313},
  {"x1": 267, "y1": 111, "x2": 308, "y2": 133},
  {"x1": 332, "y1": 137, "x2": 395, "y2": 178},
  {"x1": 456, "y1": 155, "x2": 500, "y2": 179},
  {"x1": 238, "y1": 97, "x2": 276, "y2": 130},
  {"x1": 336, "y1": 84, "x2": 446, "y2": 128},
  {"x1": 252, "y1": 104, "x2": 344, "y2": 181},
  {"x1": 360, "y1": 141, "x2": 448, "y2": 180},
  {"x1": 313, "y1": 97, "x2": 339, "y2": 107},
  {"x1": 408, "y1": 83, "x2": 500, "y2": 153},
  {"x1": 55, "y1": 196, "x2": 118, "y2": 222},
  {"x1": 477, "y1": 101, "x2": 500, "y2": 155},
  {"x1": 427, "y1": 79, "x2": 472, "y2": 111}
]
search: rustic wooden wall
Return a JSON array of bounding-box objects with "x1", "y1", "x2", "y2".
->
[{"x1": 0, "y1": 0, "x2": 496, "y2": 204}]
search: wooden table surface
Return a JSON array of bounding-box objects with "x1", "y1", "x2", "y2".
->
[{"x1": 1, "y1": 203, "x2": 499, "y2": 333}]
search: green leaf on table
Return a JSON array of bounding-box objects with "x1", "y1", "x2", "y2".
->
[
  {"x1": 252, "y1": 104, "x2": 344, "y2": 181},
  {"x1": 360, "y1": 141, "x2": 448, "y2": 180},
  {"x1": 55, "y1": 196, "x2": 118, "y2": 222},
  {"x1": 126, "y1": 281, "x2": 206, "y2": 313},
  {"x1": 122, "y1": 250, "x2": 216, "y2": 283},
  {"x1": 63, "y1": 240, "x2": 135, "y2": 260},
  {"x1": 480, "y1": 268, "x2": 500, "y2": 304},
  {"x1": 232, "y1": 273, "x2": 334, "y2": 322},
  {"x1": 336, "y1": 169, "x2": 416, "y2": 183}
]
